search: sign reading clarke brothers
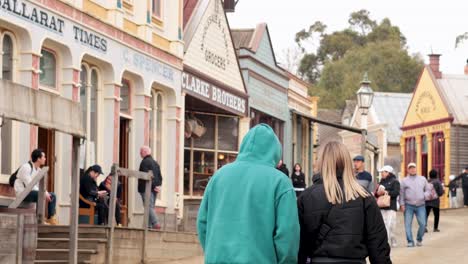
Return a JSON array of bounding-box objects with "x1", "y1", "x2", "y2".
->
[{"x1": 182, "y1": 72, "x2": 246, "y2": 116}]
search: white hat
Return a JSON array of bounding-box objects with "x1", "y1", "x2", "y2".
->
[
  {"x1": 449, "y1": 175, "x2": 456, "y2": 181},
  {"x1": 407, "y1": 162, "x2": 417, "y2": 168},
  {"x1": 378, "y1": 165, "x2": 394, "y2": 173}
]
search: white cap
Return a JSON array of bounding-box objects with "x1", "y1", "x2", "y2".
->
[
  {"x1": 407, "y1": 162, "x2": 417, "y2": 168},
  {"x1": 378, "y1": 165, "x2": 394, "y2": 173},
  {"x1": 449, "y1": 175, "x2": 456, "y2": 181}
]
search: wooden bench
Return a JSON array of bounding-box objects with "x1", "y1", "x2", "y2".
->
[{"x1": 79, "y1": 194, "x2": 97, "y2": 225}]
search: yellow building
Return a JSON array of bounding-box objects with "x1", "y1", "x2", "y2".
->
[{"x1": 401, "y1": 54, "x2": 468, "y2": 208}]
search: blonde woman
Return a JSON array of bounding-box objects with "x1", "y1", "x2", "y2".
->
[{"x1": 297, "y1": 142, "x2": 391, "y2": 264}]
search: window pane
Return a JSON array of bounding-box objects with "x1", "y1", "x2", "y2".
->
[
  {"x1": 80, "y1": 66, "x2": 88, "y2": 133},
  {"x1": 2, "y1": 35, "x2": 13, "y2": 81},
  {"x1": 218, "y1": 116, "x2": 239, "y2": 151},
  {"x1": 192, "y1": 114, "x2": 215, "y2": 149},
  {"x1": 184, "y1": 149, "x2": 191, "y2": 196},
  {"x1": 1, "y1": 119, "x2": 12, "y2": 174},
  {"x1": 120, "y1": 81, "x2": 130, "y2": 113},
  {"x1": 217, "y1": 153, "x2": 237, "y2": 170},
  {"x1": 156, "y1": 94, "x2": 163, "y2": 161},
  {"x1": 90, "y1": 69, "x2": 98, "y2": 163},
  {"x1": 152, "y1": 0, "x2": 161, "y2": 17},
  {"x1": 192, "y1": 151, "x2": 214, "y2": 196},
  {"x1": 40, "y1": 49, "x2": 56, "y2": 87}
]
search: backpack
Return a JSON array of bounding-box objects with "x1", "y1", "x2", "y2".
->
[
  {"x1": 9, "y1": 162, "x2": 33, "y2": 187},
  {"x1": 425, "y1": 182, "x2": 439, "y2": 201}
]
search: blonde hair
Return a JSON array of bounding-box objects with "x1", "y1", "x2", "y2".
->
[{"x1": 317, "y1": 141, "x2": 369, "y2": 204}]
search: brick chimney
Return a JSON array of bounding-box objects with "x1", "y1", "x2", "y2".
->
[
  {"x1": 464, "y1": 59, "x2": 468, "y2": 75},
  {"x1": 428, "y1": 54, "x2": 442, "y2": 79}
]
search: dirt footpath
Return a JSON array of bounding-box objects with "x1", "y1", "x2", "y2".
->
[{"x1": 157, "y1": 208, "x2": 468, "y2": 264}]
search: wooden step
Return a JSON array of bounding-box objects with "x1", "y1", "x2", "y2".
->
[
  {"x1": 37, "y1": 238, "x2": 107, "y2": 250},
  {"x1": 35, "y1": 249, "x2": 97, "y2": 261},
  {"x1": 34, "y1": 260, "x2": 91, "y2": 264},
  {"x1": 38, "y1": 225, "x2": 108, "y2": 239}
]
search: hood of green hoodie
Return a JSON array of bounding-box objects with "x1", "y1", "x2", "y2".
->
[{"x1": 236, "y1": 124, "x2": 281, "y2": 167}]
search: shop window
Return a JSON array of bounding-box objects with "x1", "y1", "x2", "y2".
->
[
  {"x1": 152, "y1": 0, "x2": 162, "y2": 19},
  {"x1": 39, "y1": 49, "x2": 57, "y2": 88},
  {"x1": 405, "y1": 137, "x2": 416, "y2": 169},
  {"x1": 218, "y1": 116, "x2": 238, "y2": 151},
  {"x1": 149, "y1": 91, "x2": 163, "y2": 163},
  {"x1": 184, "y1": 112, "x2": 239, "y2": 197},
  {"x1": 79, "y1": 63, "x2": 100, "y2": 168},
  {"x1": 2, "y1": 34, "x2": 13, "y2": 80},
  {"x1": 432, "y1": 132, "x2": 445, "y2": 182},
  {"x1": 120, "y1": 80, "x2": 131, "y2": 115}
]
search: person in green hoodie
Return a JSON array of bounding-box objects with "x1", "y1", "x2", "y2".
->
[{"x1": 197, "y1": 124, "x2": 300, "y2": 264}]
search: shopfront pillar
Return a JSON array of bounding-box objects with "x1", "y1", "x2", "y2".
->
[
  {"x1": 427, "y1": 134, "x2": 433, "y2": 173},
  {"x1": 416, "y1": 136, "x2": 422, "y2": 175},
  {"x1": 238, "y1": 117, "x2": 251, "y2": 147},
  {"x1": 400, "y1": 137, "x2": 406, "y2": 178}
]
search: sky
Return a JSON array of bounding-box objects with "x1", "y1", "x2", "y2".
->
[{"x1": 227, "y1": 0, "x2": 468, "y2": 75}]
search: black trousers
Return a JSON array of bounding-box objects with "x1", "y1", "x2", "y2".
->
[
  {"x1": 463, "y1": 187, "x2": 468, "y2": 206},
  {"x1": 426, "y1": 206, "x2": 440, "y2": 230}
]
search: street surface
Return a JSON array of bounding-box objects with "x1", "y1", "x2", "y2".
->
[{"x1": 158, "y1": 208, "x2": 468, "y2": 264}]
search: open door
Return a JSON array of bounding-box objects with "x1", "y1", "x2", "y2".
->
[
  {"x1": 38, "y1": 127, "x2": 55, "y2": 192},
  {"x1": 119, "y1": 117, "x2": 130, "y2": 226}
]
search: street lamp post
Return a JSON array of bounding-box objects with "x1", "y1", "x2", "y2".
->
[{"x1": 357, "y1": 72, "x2": 374, "y2": 156}]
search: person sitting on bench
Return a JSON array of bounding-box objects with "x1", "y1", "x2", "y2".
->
[
  {"x1": 14, "y1": 149, "x2": 58, "y2": 225},
  {"x1": 80, "y1": 165, "x2": 107, "y2": 225},
  {"x1": 99, "y1": 174, "x2": 123, "y2": 226}
]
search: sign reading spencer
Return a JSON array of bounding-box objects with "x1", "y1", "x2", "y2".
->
[{"x1": 182, "y1": 71, "x2": 247, "y2": 116}]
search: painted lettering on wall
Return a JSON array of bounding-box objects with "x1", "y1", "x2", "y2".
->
[
  {"x1": 123, "y1": 49, "x2": 174, "y2": 83},
  {"x1": 73, "y1": 26, "x2": 107, "y2": 52},
  {"x1": 415, "y1": 91, "x2": 436, "y2": 119},
  {"x1": 0, "y1": 0, "x2": 64, "y2": 34},
  {"x1": 182, "y1": 72, "x2": 246, "y2": 115},
  {"x1": 199, "y1": 1, "x2": 230, "y2": 70}
]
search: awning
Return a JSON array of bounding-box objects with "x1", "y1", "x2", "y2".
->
[
  {"x1": 290, "y1": 109, "x2": 364, "y2": 134},
  {"x1": 0, "y1": 79, "x2": 85, "y2": 138}
]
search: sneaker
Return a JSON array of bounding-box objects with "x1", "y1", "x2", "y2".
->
[
  {"x1": 152, "y1": 223, "x2": 161, "y2": 230},
  {"x1": 434, "y1": 229, "x2": 440, "y2": 232},
  {"x1": 416, "y1": 241, "x2": 423, "y2": 247},
  {"x1": 391, "y1": 242, "x2": 398, "y2": 248},
  {"x1": 407, "y1": 243, "x2": 415, "y2": 248},
  {"x1": 45, "y1": 216, "x2": 58, "y2": 225}
]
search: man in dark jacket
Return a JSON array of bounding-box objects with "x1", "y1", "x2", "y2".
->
[
  {"x1": 276, "y1": 160, "x2": 289, "y2": 176},
  {"x1": 138, "y1": 146, "x2": 163, "y2": 229},
  {"x1": 80, "y1": 165, "x2": 107, "y2": 225},
  {"x1": 354, "y1": 155, "x2": 375, "y2": 194},
  {"x1": 452, "y1": 167, "x2": 468, "y2": 206},
  {"x1": 376, "y1": 165, "x2": 400, "y2": 248}
]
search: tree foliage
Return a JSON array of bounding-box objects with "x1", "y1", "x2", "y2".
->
[{"x1": 295, "y1": 10, "x2": 423, "y2": 109}]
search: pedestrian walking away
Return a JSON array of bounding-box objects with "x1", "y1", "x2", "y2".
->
[
  {"x1": 298, "y1": 141, "x2": 391, "y2": 264},
  {"x1": 376, "y1": 165, "x2": 400, "y2": 248},
  {"x1": 400, "y1": 162, "x2": 431, "y2": 247},
  {"x1": 452, "y1": 167, "x2": 468, "y2": 207},
  {"x1": 425, "y1": 170, "x2": 445, "y2": 233},
  {"x1": 138, "y1": 146, "x2": 163, "y2": 230},
  {"x1": 291, "y1": 163, "x2": 306, "y2": 197},
  {"x1": 448, "y1": 175, "x2": 459, "y2": 208},
  {"x1": 353, "y1": 155, "x2": 375, "y2": 194},
  {"x1": 197, "y1": 124, "x2": 300, "y2": 264},
  {"x1": 12, "y1": 149, "x2": 58, "y2": 225}
]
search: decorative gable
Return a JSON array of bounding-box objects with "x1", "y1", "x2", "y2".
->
[
  {"x1": 183, "y1": 0, "x2": 245, "y2": 94},
  {"x1": 403, "y1": 67, "x2": 450, "y2": 127}
]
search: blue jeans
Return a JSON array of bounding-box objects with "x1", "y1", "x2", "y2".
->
[
  {"x1": 24, "y1": 190, "x2": 56, "y2": 219},
  {"x1": 404, "y1": 204, "x2": 426, "y2": 244},
  {"x1": 139, "y1": 192, "x2": 158, "y2": 227}
]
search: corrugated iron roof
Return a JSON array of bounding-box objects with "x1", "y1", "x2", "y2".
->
[
  {"x1": 317, "y1": 109, "x2": 343, "y2": 145},
  {"x1": 371, "y1": 92, "x2": 412, "y2": 143},
  {"x1": 437, "y1": 74, "x2": 468, "y2": 125},
  {"x1": 183, "y1": 0, "x2": 199, "y2": 29}
]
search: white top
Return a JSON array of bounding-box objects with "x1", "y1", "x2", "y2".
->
[{"x1": 14, "y1": 162, "x2": 39, "y2": 196}]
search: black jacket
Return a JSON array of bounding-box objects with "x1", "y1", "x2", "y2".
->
[
  {"x1": 453, "y1": 173, "x2": 468, "y2": 188},
  {"x1": 277, "y1": 164, "x2": 289, "y2": 176},
  {"x1": 291, "y1": 172, "x2": 306, "y2": 189},
  {"x1": 138, "y1": 155, "x2": 163, "y2": 193},
  {"x1": 377, "y1": 174, "x2": 400, "y2": 211},
  {"x1": 297, "y1": 176, "x2": 391, "y2": 264},
  {"x1": 80, "y1": 173, "x2": 99, "y2": 208},
  {"x1": 99, "y1": 180, "x2": 123, "y2": 200},
  {"x1": 425, "y1": 179, "x2": 445, "y2": 208}
]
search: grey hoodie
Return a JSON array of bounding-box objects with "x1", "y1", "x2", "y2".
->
[{"x1": 399, "y1": 175, "x2": 431, "y2": 207}]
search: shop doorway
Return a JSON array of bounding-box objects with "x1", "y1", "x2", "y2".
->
[
  {"x1": 432, "y1": 132, "x2": 445, "y2": 182},
  {"x1": 421, "y1": 135, "x2": 428, "y2": 178},
  {"x1": 38, "y1": 127, "x2": 55, "y2": 192},
  {"x1": 119, "y1": 117, "x2": 130, "y2": 226}
]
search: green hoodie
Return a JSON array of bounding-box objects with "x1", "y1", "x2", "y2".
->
[{"x1": 197, "y1": 124, "x2": 300, "y2": 264}]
